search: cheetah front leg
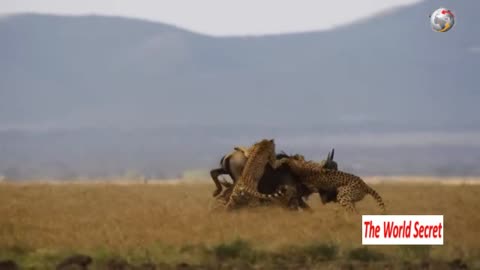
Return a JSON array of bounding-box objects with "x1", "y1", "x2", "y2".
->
[{"x1": 337, "y1": 186, "x2": 359, "y2": 214}]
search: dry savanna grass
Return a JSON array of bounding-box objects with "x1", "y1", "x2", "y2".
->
[{"x1": 0, "y1": 177, "x2": 480, "y2": 268}]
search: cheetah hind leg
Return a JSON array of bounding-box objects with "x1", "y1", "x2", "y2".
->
[
  {"x1": 225, "y1": 186, "x2": 248, "y2": 211},
  {"x1": 279, "y1": 184, "x2": 304, "y2": 211},
  {"x1": 225, "y1": 193, "x2": 239, "y2": 211}
]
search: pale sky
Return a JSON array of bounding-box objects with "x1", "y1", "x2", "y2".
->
[{"x1": 0, "y1": 0, "x2": 423, "y2": 36}]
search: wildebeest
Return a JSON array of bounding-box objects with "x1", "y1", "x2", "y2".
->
[{"x1": 210, "y1": 146, "x2": 339, "y2": 210}]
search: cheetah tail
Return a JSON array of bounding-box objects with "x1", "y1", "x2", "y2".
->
[{"x1": 366, "y1": 185, "x2": 386, "y2": 213}]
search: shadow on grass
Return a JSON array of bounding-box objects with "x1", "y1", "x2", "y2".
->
[
  {"x1": 0, "y1": 240, "x2": 474, "y2": 269},
  {"x1": 212, "y1": 239, "x2": 252, "y2": 261},
  {"x1": 398, "y1": 245, "x2": 431, "y2": 261},
  {"x1": 348, "y1": 247, "x2": 386, "y2": 262}
]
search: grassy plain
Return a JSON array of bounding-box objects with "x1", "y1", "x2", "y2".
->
[{"x1": 0, "y1": 178, "x2": 479, "y2": 269}]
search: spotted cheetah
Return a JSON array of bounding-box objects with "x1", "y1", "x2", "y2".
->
[
  {"x1": 278, "y1": 158, "x2": 386, "y2": 213},
  {"x1": 286, "y1": 149, "x2": 339, "y2": 205},
  {"x1": 224, "y1": 139, "x2": 285, "y2": 210}
]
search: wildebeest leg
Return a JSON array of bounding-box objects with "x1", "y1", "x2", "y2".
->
[
  {"x1": 219, "y1": 179, "x2": 233, "y2": 189},
  {"x1": 297, "y1": 197, "x2": 313, "y2": 212},
  {"x1": 318, "y1": 188, "x2": 338, "y2": 204},
  {"x1": 210, "y1": 168, "x2": 227, "y2": 197}
]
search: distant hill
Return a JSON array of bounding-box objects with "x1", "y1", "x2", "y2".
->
[{"x1": 1, "y1": 0, "x2": 479, "y2": 179}]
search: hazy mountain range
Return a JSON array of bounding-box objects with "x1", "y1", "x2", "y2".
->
[{"x1": 1, "y1": 0, "x2": 479, "y2": 179}]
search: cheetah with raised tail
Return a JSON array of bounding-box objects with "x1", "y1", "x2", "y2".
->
[{"x1": 278, "y1": 158, "x2": 386, "y2": 213}]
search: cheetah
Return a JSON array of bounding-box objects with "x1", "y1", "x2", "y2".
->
[
  {"x1": 278, "y1": 158, "x2": 386, "y2": 213},
  {"x1": 224, "y1": 139, "x2": 286, "y2": 210},
  {"x1": 286, "y1": 149, "x2": 339, "y2": 205}
]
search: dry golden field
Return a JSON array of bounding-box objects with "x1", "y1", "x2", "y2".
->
[{"x1": 0, "y1": 178, "x2": 479, "y2": 269}]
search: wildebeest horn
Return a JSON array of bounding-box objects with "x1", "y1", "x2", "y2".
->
[{"x1": 330, "y1": 148, "x2": 335, "y2": 161}]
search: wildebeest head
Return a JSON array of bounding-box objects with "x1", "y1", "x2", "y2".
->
[{"x1": 319, "y1": 149, "x2": 338, "y2": 171}]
